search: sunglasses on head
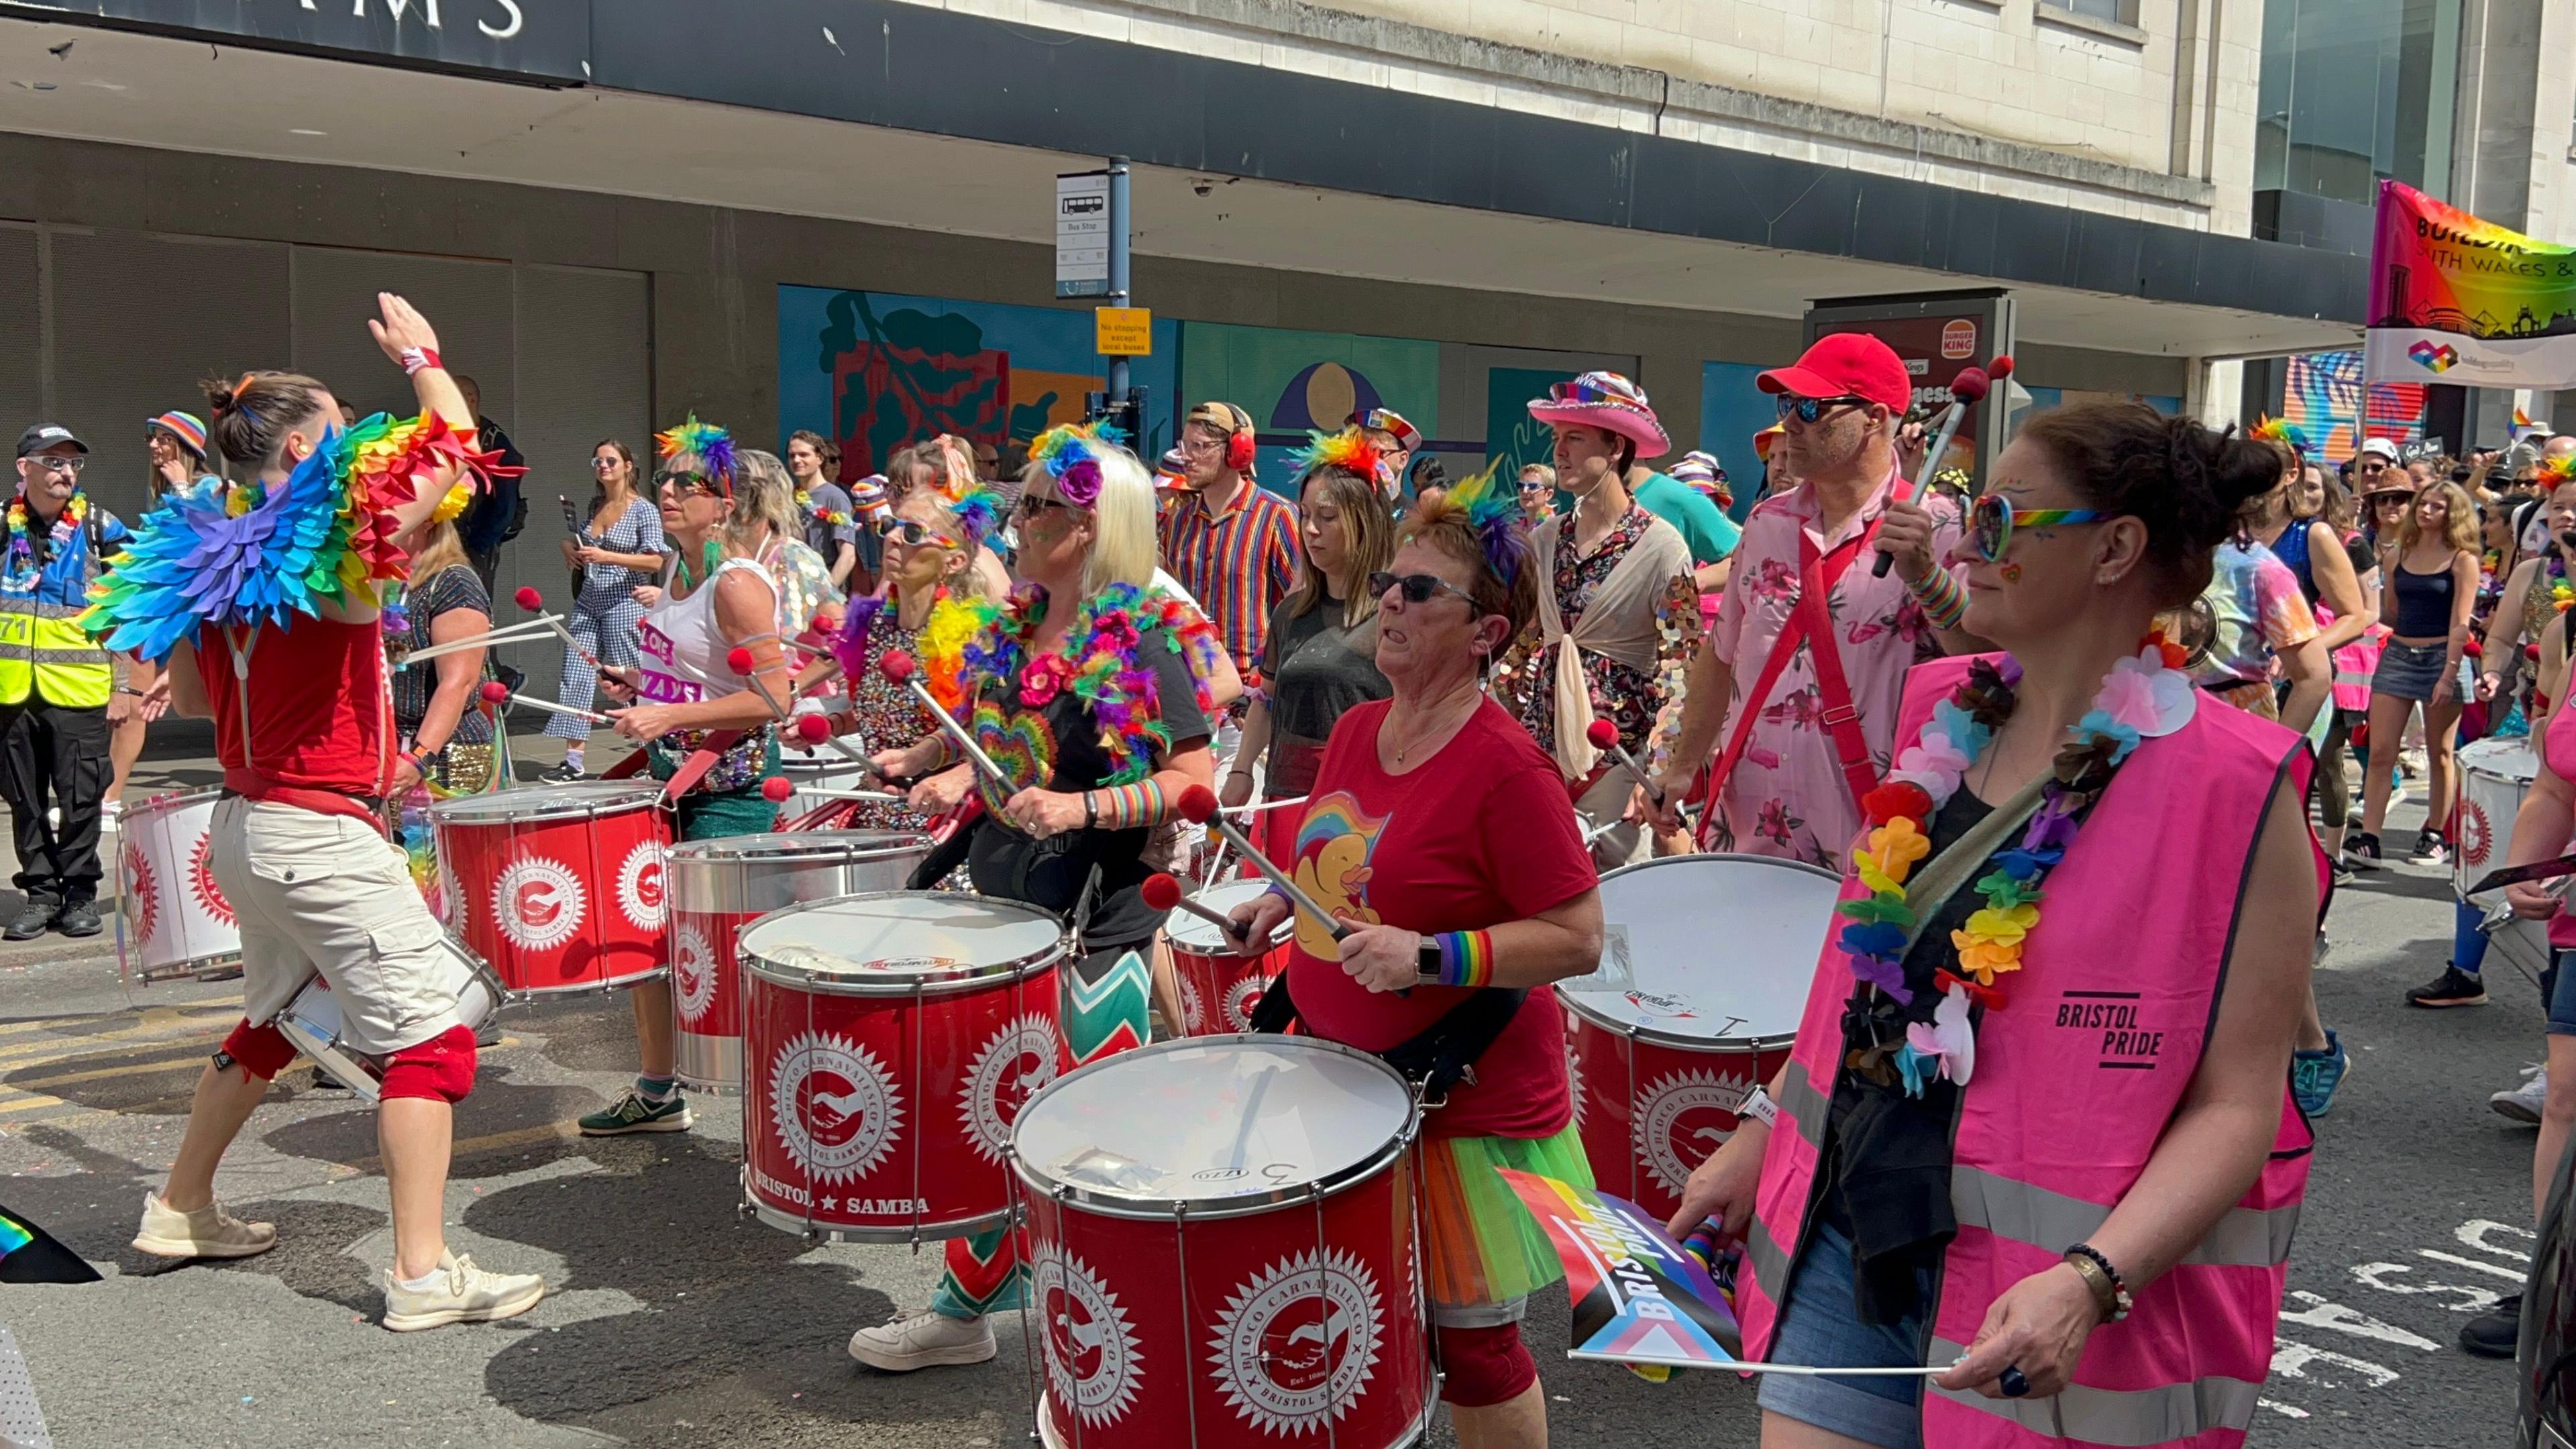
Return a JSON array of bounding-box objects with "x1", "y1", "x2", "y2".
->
[
  {"x1": 1968, "y1": 494, "x2": 2111, "y2": 562},
  {"x1": 1776, "y1": 394, "x2": 1869, "y2": 425},
  {"x1": 1367, "y1": 571, "x2": 1480, "y2": 607},
  {"x1": 879, "y1": 517, "x2": 960, "y2": 549}
]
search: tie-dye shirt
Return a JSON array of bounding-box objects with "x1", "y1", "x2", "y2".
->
[{"x1": 2179, "y1": 539, "x2": 2319, "y2": 717}]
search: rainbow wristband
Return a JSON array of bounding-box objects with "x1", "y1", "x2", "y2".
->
[
  {"x1": 1906, "y1": 567, "x2": 1968, "y2": 631},
  {"x1": 1090, "y1": 779, "x2": 1167, "y2": 829},
  {"x1": 1428, "y1": 930, "x2": 1496, "y2": 988}
]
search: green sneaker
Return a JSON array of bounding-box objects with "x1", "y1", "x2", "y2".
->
[{"x1": 578, "y1": 1087, "x2": 693, "y2": 1136}]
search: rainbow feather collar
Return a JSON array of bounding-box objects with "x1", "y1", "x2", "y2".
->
[{"x1": 928, "y1": 582, "x2": 1224, "y2": 785}]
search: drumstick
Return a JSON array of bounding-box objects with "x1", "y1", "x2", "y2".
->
[
  {"x1": 727, "y1": 646, "x2": 875, "y2": 770},
  {"x1": 1585, "y1": 719, "x2": 1664, "y2": 806},
  {"x1": 1140, "y1": 871, "x2": 1253, "y2": 943},
  {"x1": 1174, "y1": 786, "x2": 1350, "y2": 943},
  {"x1": 1873, "y1": 355, "x2": 2009, "y2": 578},
  {"x1": 399, "y1": 616, "x2": 564, "y2": 665},
  {"x1": 878, "y1": 650, "x2": 1015, "y2": 795},
  {"x1": 478, "y1": 678, "x2": 608, "y2": 724},
  {"x1": 514, "y1": 586, "x2": 602, "y2": 672}
]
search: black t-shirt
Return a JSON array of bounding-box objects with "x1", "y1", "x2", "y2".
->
[
  {"x1": 1259, "y1": 597, "x2": 1390, "y2": 796},
  {"x1": 965, "y1": 620, "x2": 1214, "y2": 949}
]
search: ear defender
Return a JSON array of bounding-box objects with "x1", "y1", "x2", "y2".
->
[{"x1": 1226, "y1": 407, "x2": 1256, "y2": 472}]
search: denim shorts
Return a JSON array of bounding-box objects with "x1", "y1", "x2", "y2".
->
[
  {"x1": 2539, "y1": 951, "x2": 2576, "y2": 1036},
  {"x1": 1754, "y1": 1220, "x2": 1929, "y2": 1449}
]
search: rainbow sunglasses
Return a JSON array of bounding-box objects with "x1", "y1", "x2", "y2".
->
[{"x1": 1969, "y1": 494, "x2": 2110, "y2": 562}]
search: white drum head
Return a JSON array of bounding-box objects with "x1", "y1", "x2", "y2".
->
[
  {"x1": 429, "y1": 780, "x2": 661, "y2": 825},
  {"x1": 1013, "y1": 1036, "x2": 1413, "y2": 1215},
  {"x1": 738, "y1": 892, "x2": 1064, "y2": 993},
  {"x1": 1563, "y1": 853, "x2": 1839, "y2": 1046},
  {"x1": 1166, "y1": 879, "x2": 1279, "y2": 953},
  {"x1": 2462, "y1": 738, "x2": 2538, "y2": 786}
]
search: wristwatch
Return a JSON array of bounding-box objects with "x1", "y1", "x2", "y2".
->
[
  {"x1": 1737, "y1": 1083, "x2": 1780, "y2": 1129},
  {"x1": 1414, "y1": 940, "x2": 1444, "y2": 984}
]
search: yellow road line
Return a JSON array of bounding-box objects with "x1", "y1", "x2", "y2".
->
[
  {"x1": 0, "y1": 1049, "x2": 216, "y2": 1097},
  {"x1": 0, "y1": 1006, "x2": 239, "y2": 1063}
]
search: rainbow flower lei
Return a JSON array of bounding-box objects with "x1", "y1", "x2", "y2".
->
[
  {"x1": 2546, "y1": 553, "x2": 2573, "y2": 615},
  {"x1": 2, "y1": 494, "x2": 89, "y2": 593},
  {"x1": 1839, "y1": 636, "x2": 2196, "y2": 1095},
  {"x1": 794, "y1": 487, "x2": 853, "y2": 529}
]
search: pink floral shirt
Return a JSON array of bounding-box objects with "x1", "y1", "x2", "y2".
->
[{"x1": 1682, "y1": 470, "x2": 1964, "y2": 868}]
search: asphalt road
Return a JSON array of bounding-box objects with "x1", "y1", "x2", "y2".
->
[{"x1": 0, "y1": 789, "x2": 2548, "y2": 1448}]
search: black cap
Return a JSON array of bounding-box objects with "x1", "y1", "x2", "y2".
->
[{"x1": 14, "y1": 425, "x2": 87, "y2": 459}]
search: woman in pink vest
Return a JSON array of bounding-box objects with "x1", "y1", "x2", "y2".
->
[{"x1": 1666, "y1": 400, "x2": 2322, "y2": 1449}]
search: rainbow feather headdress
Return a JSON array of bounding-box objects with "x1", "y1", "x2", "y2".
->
[
  {"x1": 2542, "y1": 451, "x2": 2576, "y2": 489},
  {"x1": 1027, "y1": 420, "x2": 1127, "y2": 508},
  {"x1": 1291, "y1": 425, "x2": 1387, "y2": 483},
  {"x1": 1442, "y1": 457, "x2": 1532, "y2": 591},
  {"x1": 2250, "y1": 415, "x2": 2310, "y2": 458},
  {"x1": 655, "y1": 417, "x2": 737, "y2": 494},
  {"x1": 83, "y1": 411, "x2": 519, "y2": 663}
]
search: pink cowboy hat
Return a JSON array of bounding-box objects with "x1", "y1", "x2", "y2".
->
[{"x1": 1527, "y1": 371, "x2": 1670, "y2": 460}]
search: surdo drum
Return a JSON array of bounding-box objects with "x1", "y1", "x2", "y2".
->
[
  {"x1": 269, "y1": 936, "x2": 503, "y2": 1106},
  {"x1": 2458, "y1": 738, "x2": 2538, "y2": 898},
  {"x1": 663, "y1": 830, "x2": 932, "y2": 1093},
  {"x1": 430, "y1": 783, "x2": 674, "y2": 998},
  {"x1": 739, "y1": 893, "x2": 1070, "y2": 1242},
  {"x1": 1563, "y1": 853, "x2": 1841, "y2": 1223},
  {"x1": 115, "y1": 789, "x2": 240, "y2": 984},
  {"x1": 1010, "y1": 1036, "x2": 1433, "y2": 1449},
  {"x1": 1162, "y1": 878, "x2": 1291, "y2": 1036}
]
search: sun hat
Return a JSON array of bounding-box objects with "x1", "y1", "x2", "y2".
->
[
  {"x1": 1526, "y1": 372, "x2": 1670, "y2": 460},
  {"x1": 146, "y1": 411, "x2": 209, "y2": 458}
]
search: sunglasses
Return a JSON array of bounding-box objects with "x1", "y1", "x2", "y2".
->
[
  {"x1": 1776, "y1": 394, "x2": 1869, "y2": 425},
  {"x1": 30, "y1": 455, "x2": 85, "y2": 476},
  {"x1": 1968, "y1": 494, "x2": 2110, "y2": 562},
  {"x1": 879, "y1": 517, "x2": 960, "y2": 549},
  {"x1": 1016, "y1": 493, "x2": 1072, "y2": 520},
  {"x1": 592, "y1": 456, "x2": 625, "y2": 472},
  {"x1": 1367, "y1": 571, "x2": 1480, "y2": 607},
  {"x1": 656, "y1": 470, "x2": 722, "y2": 497}
]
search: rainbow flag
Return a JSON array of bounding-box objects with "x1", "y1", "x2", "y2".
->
[
  {"x1": 1497, "y1": 1171, "x2": 1743, "y2": 1369},
  {"x1": 2366, "y1": 180, "x2": 2576, "y2": 390}
]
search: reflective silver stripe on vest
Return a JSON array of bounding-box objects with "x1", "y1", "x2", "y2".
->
[
  {"x1": 1927, "y1": 1338, "x2": 2261, "y2": 1445},
  {"x1": 1778, "y1": 1060, "x2": 1829, "y2": 1147},
  {"x1": 1746, "y1": 1216, "x2": 1793, "y2": 1299},
  {"x1": 28, "y1": 646, "x2": 106, "y2": 666},
  {"x1": 1951, "y1": 1165, "x2": 2298, "y2": 1267}
]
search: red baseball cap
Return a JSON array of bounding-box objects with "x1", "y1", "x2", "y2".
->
[{"x1": 1758, "y1": 333, "x2": 1913, "y2": 415}]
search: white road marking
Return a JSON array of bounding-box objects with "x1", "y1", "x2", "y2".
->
[
  {"x1": 2417, "y1": 1248, "x2": 2529, "y2": 1283},
  {"x1": 2350, "y1": 1261, "x2": 2503, "y2": 1311},
  {"x1": 2457, "y1": 1219, "x2": 2537, "y2": 1263},
  {"x1": 2259, "y1": 1399, "x2": 2312, "y2": 1419},
  {"x1": 2270, "y1": 1338, "x2": 2400, "y2": 1389},
  {"x1": 2278, "y1": 1291, "x2": 2440, "y2": 1350}
]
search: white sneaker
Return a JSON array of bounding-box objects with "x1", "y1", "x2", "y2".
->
[
  {"x1": 847, "y1": 1307, "x2": 997, "y2": 1371},
  {"x1": 382, "y1": 1251, "x2": 546, "y2": 1332},
  {"x1": 131, "y1": 1191, "x2": 277, "y2": 1259},
  {"x1": 2493, "y1": 1063, "x2": 2548, "y2": 1126}
]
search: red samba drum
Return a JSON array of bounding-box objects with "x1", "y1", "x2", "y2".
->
[
  {"x1": 1011, "y1": 1036, "x2": 1432, "y2": 1449},
  {"x1": 664, "y1": 830, "x2": 932, "y2": 1095},
  {"x1": 1160, "y1": 878, "x2": 1291, "y2": 1036},
  {"x1": 429, "y1": 782, "x2": 674, "y2": 998},
  {"x1": 739, "y1": 892, "x2": 1070, "y2": 1242},
  {"x1": 115, "y1": 789, "x2": 240, "y2": 985},
  {"x1": 270, "y1": 934, "x2": 504, "y2": 1106},
  {"x1": 1562, "y1": 853, "x2": 1841, "y2": 1223}
]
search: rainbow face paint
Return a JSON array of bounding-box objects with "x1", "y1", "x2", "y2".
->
[{"x1": 1999, "y1": 561, "x2": 2024, "y2": 584}]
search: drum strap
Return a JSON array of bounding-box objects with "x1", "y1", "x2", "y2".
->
[{"x1": 1247, "y1": 971, "x2": 1529, "y2": 1103}]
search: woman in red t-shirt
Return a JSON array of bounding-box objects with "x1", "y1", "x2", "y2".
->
[{"x1": 1229, "y1": 468, "x2": 1604, "y2": 1449}]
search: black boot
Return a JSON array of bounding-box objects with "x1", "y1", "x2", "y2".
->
[{"x1": 54, "y1": 899, "x2": 101, "y2": 938}]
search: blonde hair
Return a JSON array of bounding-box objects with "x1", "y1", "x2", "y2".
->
[
  {"x1": 893, "y1": 487, "x2": 992, "y2": 602},
  {"x1": 1291, "y1": 466, "x2": 1397, "y2": 627},
  {"x1": 2398, "y1": 480, "x2": 2481, "y2": 556},
  {"x1": 1018, "y1": 444, "x2": 1157, "y2": 596},
  {"x1": 407, "y1": 518, "x2": 470, "y2": 586},
  {"x1": 727, "y1": 447, "x2": 799, "y2": 554}
]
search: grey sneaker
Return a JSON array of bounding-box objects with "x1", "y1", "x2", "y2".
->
[
  {"x1": 847, "y1": 1307, "x2": 998, "y2": 1371},
  {"x1": 576, "y1": 1087, "x2": 692, "y2": 1136},
  {"x1": 131, "y1": 1191, "x2": 277, "y2": 1259},
  {"x1": 382, "y1": 1251, "x2": 545, "y2": 1332}
]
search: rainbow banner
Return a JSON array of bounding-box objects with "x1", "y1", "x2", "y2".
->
[
  {"x1": 1496, "y1": 1170, "x2": 1744, "y2": 1370},
  {"x1": 2366, "y1": 180, "x2": 2576, "y2": 390}
]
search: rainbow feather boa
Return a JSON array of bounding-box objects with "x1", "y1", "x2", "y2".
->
[
  {"x1": 83, "y1": 412, "x2": 517, "y2": 663},
  {"x1": 925, "y1": 582, "x2": 1224, "y2": 785}
]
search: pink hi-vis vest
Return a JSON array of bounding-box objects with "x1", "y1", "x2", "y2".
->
[{"x1": 1738, "y1": 653, "x2": 2319, "y2": 1448}]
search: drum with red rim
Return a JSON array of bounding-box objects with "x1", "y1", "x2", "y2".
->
[
  {"x1": 115, "y1": 789, "x2": 240, "y2": 984},
  {"x1": 429, "y1": 782, "x2": 674, "y2": 998},
  {"x1": 1161, "y1": 878, "x2": 1291, "y2": 1036},
  {"x1": 1011, "y1": 1036, "x2": 1432, "y2": 1449},
  {"x1": 740, "y1": 892, "x2": 1069, "y2": 1242},
  {"x1": 1562, "y1": 853, "x2": 1840, "y2": 1224},
  {"x1": 665, "y1": 830, "x2": 932, "y2": 1094},
  {"x1": 2457, "y1": 738, "x2": 2537, "y2": 898}
]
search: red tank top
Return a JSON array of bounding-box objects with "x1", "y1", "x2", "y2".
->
[{"x1": 197, "y1": 617, "x2": 392, "y2": 823}]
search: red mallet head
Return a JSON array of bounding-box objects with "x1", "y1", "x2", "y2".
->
[
  {"x1": 879, "y1": 649, "x2": 918, "y2": 684},
  {"x1": 1175, "y1": 784, "x2": 1218, "y2": 825},
  {"x1": 794, "y1": 712, "x2": 833, "y2": 745},
  {"x1": 1139, "y1": 872, "x2": 1183, "y2": 912},
  {"x1": 1947, "y1": 368, "x2": 1992, "y2": 405},
  {"x1": 760, "y1": 775, "x2": 794, "y2": 803},
  {"x1": 1585, "y1": 719, "x2": 1621, "y2": 751},
  {"x1": 514, "y1": 586, "x2": 543, "y2": 611},
  {"x1": 727, "y1": 646, "x2": 755, "y2": 676},
  {"x1": 1987, "y1": 354, "x2": 2015, "y2": 380},
  {"x1": 478, "y1": 680, "x2": 511, "y2": 704}
]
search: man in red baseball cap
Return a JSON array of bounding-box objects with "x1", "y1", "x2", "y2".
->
[{"x1": 1632, "y1": 331, "x2": 1985, "y2": 867}]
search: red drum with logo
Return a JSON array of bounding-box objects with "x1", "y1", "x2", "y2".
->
[
  {"x1": 665, "y1": 831, "x2": 933, "y2": 1095},
  {"x1": 270, "y1": 934, "x2": 504, "y2": 1106},
  {"x1": 1012, "y1": 1036, "x2": 1432, "y2": 1449},
  {"x1": 1563, "y1": 853, "x2": 1841, "y2": 1223},
  {"x1": 740, "y1": 892, "x2": 1070, "y2": 1242},
  {"x1": 115, "y1": 789, "x2": 239, "y2": 984},
  {"x1": 1161, "y1": 879, "x2": 1291, "y2": 1036},
  {"x1": 429, "y1": 783, "x2": 674, "y2": 998}
]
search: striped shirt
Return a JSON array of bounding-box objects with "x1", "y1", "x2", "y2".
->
[{"x1": 1158, "y1": 482, "x2": 1302, "y2": 671}]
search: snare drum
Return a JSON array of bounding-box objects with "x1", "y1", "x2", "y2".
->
[
  {"x1": 665, "y1": 831, "x2": 934, "y2": 1094},
  {"x1": 2459, "y1": 738, "x2": 2538, "y2": 898},
  {"x1": 740, "y1": 892, "x2": 1070, "y2": 1242},
  {"x1": 782, "y1": 754, "x2": 875, "y2": 820},
  {"x1": 269, "y1": 935, "x2": 503, "y2": 1105},
  {"x1": 1563, "y1": 853, "x2": 1841, "y2": 1223},
  {"x1": 115, "y1": 789, "x2": 240, "y2": 984},
  {"x1": 430, "y1": 783, "x2": 674, "y2": 998},
  {"x1": 1012, "y1": 1036, "x2": 1433, "y2": 1449},
  {"x1": 1161, "y1": 879, "x2": 1289, "y2": 1036}
]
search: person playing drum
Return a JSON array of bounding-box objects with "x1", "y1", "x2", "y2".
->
[
  {"x1": 578, "y1": 419, "x2": 794, "y2": 1137},
  {"x1": 95, "y1": 293, "x2": 546, "y2": 1329},
  {"x1": 849, "y1": 423, "x2": 1226, "y2": 1372},
  {"x1": 1226, "y1": 462, "x2": 1607, "y2": 1449},
  {"x1": 1667, "y1": 402, "x2": 2318, "y2": 1449}
]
